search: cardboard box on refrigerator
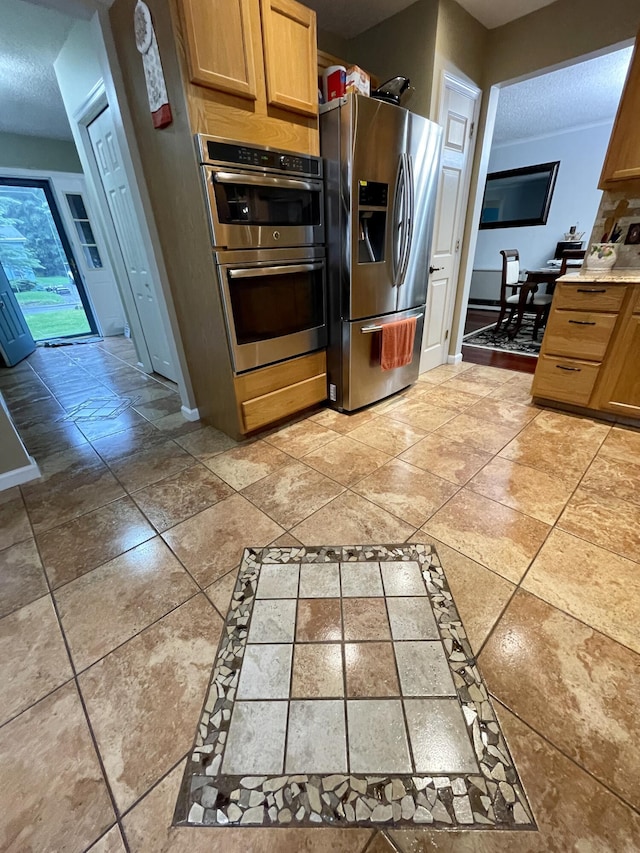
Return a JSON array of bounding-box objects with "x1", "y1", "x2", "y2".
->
[{"x1": 346, "y1": 66, "x2": 370, "y2": 96}]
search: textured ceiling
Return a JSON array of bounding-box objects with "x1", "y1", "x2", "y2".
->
[
  {"x1": 493, "y1": 47, "x2": 633, "y2": 145},
  {"x1": 309, "y1": 0, "x2": 560, "y2": 37},
  {"x1": 0, "y1": 0, "x2": 76, "y2": 140},
  {"x1": 455, "y1": 0, "x2": 557, "y2": 29},
  {"x1": 307, "y1": 0, "x2": 417, "y2": 39}
]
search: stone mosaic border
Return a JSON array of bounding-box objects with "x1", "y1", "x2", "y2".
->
[{"x1": 173, "y1": 544, "x2": 536, "y2": 831}]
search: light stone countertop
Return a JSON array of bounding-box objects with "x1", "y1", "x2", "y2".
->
[{"x1": 558, "y1": 269, "x2": 640, "y2": 284}]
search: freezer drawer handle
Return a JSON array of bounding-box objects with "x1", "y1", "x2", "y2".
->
[
  {"x1": 228, "y1": 263, "x2": 323, "y2": 279},
  {"x1": 212, "y1": 171, "x2": 322, "y2": 192},
  {"x1": 361, "y1": 313, "x2": 423, "y2": 333}
]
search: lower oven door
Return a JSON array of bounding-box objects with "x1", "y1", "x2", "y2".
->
[{"x1": 217, "y1": 250, "x2": 327, "y2": 373}]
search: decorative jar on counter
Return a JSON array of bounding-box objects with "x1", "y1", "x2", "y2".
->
[{"x1": 586, "y1": 242, "x2": 618, "y2": 270}]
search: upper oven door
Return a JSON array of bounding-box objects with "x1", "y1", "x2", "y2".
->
[
  {"x1": 217, "y1": 251, "x2": 327, "y2": 373},
  {"x1": 203, "y1": 167, "x2": 324, "y2": 249}
]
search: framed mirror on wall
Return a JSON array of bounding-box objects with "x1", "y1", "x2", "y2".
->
[{"x1": 480, "y1": 161, "x2": 560, "y2": 229}]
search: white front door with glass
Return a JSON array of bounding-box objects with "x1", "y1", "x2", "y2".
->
[
  {"x1": 59, "y1": 176, "x2": 126, "y2": 338},
  {"x1": 0, "y1": 177, "x2": 98, "y2": 343}
]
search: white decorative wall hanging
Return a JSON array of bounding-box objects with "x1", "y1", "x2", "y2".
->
[{"x1": 134, "y1": 0, "x2": 173, "y2": 129}]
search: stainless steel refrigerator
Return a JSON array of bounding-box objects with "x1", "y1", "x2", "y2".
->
[{"x1": 320, "y1": 94, "x2": 442, "y2": 411}]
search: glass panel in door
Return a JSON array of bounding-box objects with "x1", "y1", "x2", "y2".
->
[
  {"x1": 66, "y1": 193, "x2": 105, "y2": 270},
  {"x1": 0, "y1": 178, "x2": 98, "y2": 342}
]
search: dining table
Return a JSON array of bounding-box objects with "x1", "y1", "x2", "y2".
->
[
  {"x1": 508, "y1": 263, "x2": 582, "y2": 339},
  {"x1": 524, "y1": 266, "x2": 565, "y2": 294}
]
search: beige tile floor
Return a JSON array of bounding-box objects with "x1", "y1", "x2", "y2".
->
[{"x1": 1, "y1": 337, "x2": 640, "y2": 852}]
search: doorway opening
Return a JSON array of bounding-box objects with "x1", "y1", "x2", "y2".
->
[
  {"x1": 0, "y1": 177, "x2": 99, "y2": 342},
  {"x1": 461, "y1": 45, "x2": 633, "y2": 370}
]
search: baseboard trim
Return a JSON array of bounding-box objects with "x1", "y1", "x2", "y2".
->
[
  {"x1": 181, "y1": 405, "x2": 200, "y2": 422},
  {"x1": 0, "y1": 457, "x2": 41, "y2": 491},
  {"x1": 468, "y1": 300, "x2": 501, "y2": 309},
  {"x1": 447, "y1": 353, "x2": 463, "y2": 364}
]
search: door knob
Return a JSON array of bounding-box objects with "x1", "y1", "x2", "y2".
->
[{"x1": 429, "y1": 266, "x2": 443, "y2": 274}]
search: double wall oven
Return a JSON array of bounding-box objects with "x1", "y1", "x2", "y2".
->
[{"x1": 198, "y1": 135, "x2": 326, "y2": 373}]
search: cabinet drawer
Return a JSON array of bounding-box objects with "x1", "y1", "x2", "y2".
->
[
  {"x1": 241, "y1": 372, "x2": 326, "y2": 431},
  {"x1": 235, "y1": 351, "x2": 326, "y2": 402},
  {"x1": 554, "y1": 283, "x2": 625, "y2": 312},
  {"x1": 543, "y1": 310, "x2": 617, "y2": 361},
  {"x1": 532, "y1": 355, "x2": 600, "y2": 406}
]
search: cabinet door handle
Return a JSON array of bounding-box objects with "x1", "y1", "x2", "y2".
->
[
  {"x1": 576, "y1": 288, "x2": 606, "y2": 293},
  {"x1": 568, "y1": 320, "x2": 596, "y2": 325},
  {"x1": 556, "y1": 365, "x2": 581, "y2": 372}
]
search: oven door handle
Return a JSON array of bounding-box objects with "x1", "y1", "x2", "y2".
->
[
  {"x1": 212, "y1": 171, "x2": 322, "y2": 192},
  {"x1": 228, "y1": 263, "x2": 324, "y2": 279}
]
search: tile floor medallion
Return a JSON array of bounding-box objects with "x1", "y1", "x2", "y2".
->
[
  {"x1": 60, "y1": 396, "x2": 136, "y2": 422},
  {"x1": 174, "y1": 544, "x2": 536, "y2": 832}
]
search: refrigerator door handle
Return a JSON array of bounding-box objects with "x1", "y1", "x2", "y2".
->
[
  {"x1": 361, "y1": 312, "x2": 424, "y2": 333},
  {"x1": 391, "y1": 155, "x2": 406, "y2": 287},
  {"x1": 398, "y1": 153, "x2": 414, "y2": 288}
]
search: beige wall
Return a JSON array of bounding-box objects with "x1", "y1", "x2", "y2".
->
[
  {"x1": 349, "y1": 0, "x2": 439, "y2": 119},
  {"x1": 0, "y1": 132, "x2": 81, "y2": 173},
  {"x1": 433, "y1": 0, "x2": 487, "y2": 99},
  {"x1": 107, "y1": 0, "x2": 239, "y2": 436},
  {"x1": 485, "y1": 0, "x2": 640, "y2": 85},
  {"x1": 317, "y1": 28, "x2": 351, "y2": 60}
]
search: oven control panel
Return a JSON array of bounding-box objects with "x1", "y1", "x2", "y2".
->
[{"x1": 201, "y1": 138, "x2": 321, "y2": 177}]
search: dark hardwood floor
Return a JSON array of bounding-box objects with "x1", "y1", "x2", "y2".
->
[
  {"x1": 464, "y1": 307, "x2": 498, "y2": 335},
  {"x1": 462, "y1": 307, "x2": 537, "y2": 375}
]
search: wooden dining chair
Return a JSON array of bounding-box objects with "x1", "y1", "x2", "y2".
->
[
  {"x1": 495, "y1": 249, "x2": 526, "y2": 333},
  {"x1": 497, "y1": 249, "x2": 552, "y2": 340},
  {"x1": 559, "y1": 249, "x2": 586, "y2": 275}
]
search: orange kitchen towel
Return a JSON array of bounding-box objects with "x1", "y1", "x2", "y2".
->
[{"x1": 380, "y1": 317, "x2": 417, "y2": 370}]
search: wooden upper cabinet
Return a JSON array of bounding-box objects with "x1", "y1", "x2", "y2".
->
[
  {"x1": 599, "y1": 33, "x2": 640, "y2": 187},
  {"x1": 260, "y1": 0, "x2": 318, "y2": 117},
  {"x1": 181, "y1": 0, "x2": 259, "y2": 99}
]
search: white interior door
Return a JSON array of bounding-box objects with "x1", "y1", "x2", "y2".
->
[
  {"x1": 420, "y1": 75, "x2": 480, "y2": 373},
  {"x1": 88, "y1": 108, "x2": 175, "y2": 380}
]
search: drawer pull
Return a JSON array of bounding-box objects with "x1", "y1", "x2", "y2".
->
[
  {"x1": 556, "y1": 365, "x2": 581, "y2": 372},
  {"x1": 568, "y1": 320, "x2": 596, "y2": 325},
  {"x1": 576, "y1": 288, "x2": 607, "y2": 293}
]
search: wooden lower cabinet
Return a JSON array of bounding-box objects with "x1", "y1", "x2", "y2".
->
[
  {"x1": 593, "y1": 309, "x2": 640, "y2": 418},
  {"x1": 542, "y1": 310, "x2": 617, "y2": 362},
  {"x1": 553, "y1": 282, "x2": 625, "y2": 313},
  {"x1": 532, "y1": 280, "x2": 640, "y2": 423},
  {"x1": 234, "y1": 350, "x2": 327, "y2": 432},
  {"x1": 532, "y1": 355, "x2": 600, "y2": 406}
]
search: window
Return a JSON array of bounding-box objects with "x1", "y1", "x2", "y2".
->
[{"x1": 66, "y1": 193, "x2": 103, "y2": 268}]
